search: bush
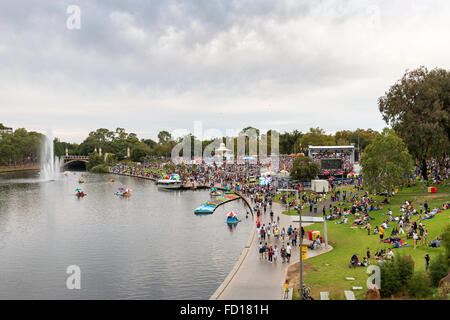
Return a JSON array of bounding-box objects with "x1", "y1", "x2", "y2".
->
[
  {"x1": 89, "y1": 164, "x2": 109, "y2": 173},
  {"x1": 441, "y1": 224, "x2": 450, "y2": 259},
  {"x1": 380, "y1": 255, "x2": 415, "y2": 298},
  {"x1": 86, "y1": 152, "x2": 104, "y2": 171},
  {"x1": 407, "y1": 272, "x2": 433, "y2": 299},
  {"x1": 429, "y1": 253, "x2": 449, "y2": 287}
]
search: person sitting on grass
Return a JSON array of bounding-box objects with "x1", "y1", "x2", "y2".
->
[
  {"x1": 393, "y1": 239, "x2": 409, "y2": 248},
  {"x1": 373, "y1": 226, "x2": 379, "y2": 234},
  {"x1": 349, "y1": 254, "x2": 359, "y2": 268},
  {"x1": 359, "y1": 257, "x2": 369, "y2": 267},
  {"x1": 386, "y1": 248, "x2": 395, "y2": 260},
  {"x1": 336, "y1": 217, "x2": 348, "y2": 224},
  {"x1": 374, "y1": 249, "x2": 382, "y2": 260},
  {"x1": 442, "y1": 202, "x2": 449, "y2": 210},
  {"x1": 430, "y1": 237, "x2": 441, "y2": 247}
]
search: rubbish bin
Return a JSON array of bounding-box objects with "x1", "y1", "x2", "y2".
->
[
  {"x1": 301, "y1": 245, "x2": 308, "y2": 260},
  {"x1": 312, "y1": 231, "x2": 320, "y2": 240}
]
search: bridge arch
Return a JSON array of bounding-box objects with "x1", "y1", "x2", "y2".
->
[{"x1": 61, "y1": 156, "x2": 89, "y2": 171}]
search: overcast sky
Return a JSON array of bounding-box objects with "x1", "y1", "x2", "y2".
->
[{"x1": 1, "y1": 0, "x2": 449, "y2": 143}]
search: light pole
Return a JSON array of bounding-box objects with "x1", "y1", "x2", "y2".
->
[{"x1": 296, "y1": 204, "x2": 303, "y2": 300}]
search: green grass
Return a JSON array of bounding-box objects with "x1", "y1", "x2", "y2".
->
[
  {"x1": 297, "y1": 193, "x2": 449, "y2": 300},
  {"x1": 397, "y1": 179, "x2": 450, "y2": 194},
  {"x1": 0, "y1": 165, "x2": 39, "y2": 173}
]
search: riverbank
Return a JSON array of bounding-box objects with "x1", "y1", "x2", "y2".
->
[{"x1": 0, "y1": 164, "x2": 39, "y2": 173}]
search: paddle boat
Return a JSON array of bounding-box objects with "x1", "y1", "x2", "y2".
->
[
  {"x1": 226, "y1": 211, "x2": 241, "y2": 223},
  {"x1": 224, "y1": 186, "x2": 235, "y2": 194},
  {"x1": 194, "y1": 203, "x2": 216, "y2": 214},
  {"x1": 157, "y1": 174, "x2": 182, "y2": 190},
  {"x1": 75, "y1": 188, "x2": 86, "y2": 198},
  {"x1": 79, "y1": 177, "x2": 85, "y2": 184},
  {"x1": 116, "y1": 187, "x2": 131, "y2": 197},
  {"x1": 209, "y1": 187, "x2": 221, "y2": 196}
]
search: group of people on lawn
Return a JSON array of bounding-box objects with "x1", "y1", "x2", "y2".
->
[{"x1": 341, "y1": 195, "x2": 448, "y2": 268}]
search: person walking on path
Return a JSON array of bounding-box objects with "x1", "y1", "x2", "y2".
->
[
  {"x1": 292, "y1": 229, "x2": 297, "y2": 247},
  {"x1": 286, "y1": 243, "x2": 292, "y2": 263},
  {"x1": 268, "y1": 245, "x2": 274, "y2": 263},
  {"x1": 264, "y1": 243, "x2": 268, "y2": 260},
  {"x1": 273, "y1": 245, "x2": 279, "y2": 264},
  {"x1": 259, "y1": 242, "x2": 264, "y2": 260},
  {"x1": 281, "y1": 227, "x2": 286, "y2": 242},
  {"x1": 283, "y1": 280, "x2": 289, "y2": 300},
  {"x1": 280, "y1": 245, "x2": 286, "y2": 263}
]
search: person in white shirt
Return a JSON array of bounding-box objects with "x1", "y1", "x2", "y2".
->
[
  {"x1": 387, "y1": 248, "x2": 394, "y2": 259},
  {"x1": 286, "y1": 243, "x2": 292, "y2": 263},
  {"x1": 398, "y1": 220, "x2": 405, "y2": 234},
  {"x1": 413, "y1": 232, "x2": 419, "y2": 249}
]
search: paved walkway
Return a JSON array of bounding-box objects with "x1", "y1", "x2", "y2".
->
[{"x1": 212, "y1": 198, "x2": 333, "y2": 300}]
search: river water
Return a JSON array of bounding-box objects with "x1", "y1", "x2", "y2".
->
[{"x1": 0, "y1": 171, "x2": 253, "y2": 299}]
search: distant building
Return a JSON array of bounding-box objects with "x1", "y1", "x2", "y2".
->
[{"x1": 0, "y1": 124, "x2": 13, "y2": 135}]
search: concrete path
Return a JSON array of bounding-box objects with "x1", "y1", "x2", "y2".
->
[{"x1": 212, "y1": 199, "x2": 332, "y2": 300}]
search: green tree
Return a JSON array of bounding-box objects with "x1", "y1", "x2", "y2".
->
[
  {"x1": 428, "y1": 253, "x2": 449, "y2": 287},
  {"x1": 361, "y1": 128, "x2": 414, "y2": 198},
  {"x1": 130, "y1": 145, "x2": 150, "y2": 162},
  {"x1": 86, "y1": 152, "x2": 104, "y2": 171},
  {"x1": 378, "y1": 66, "x2": 450, "y2": 181},
  {"x1": 299, "y1": 127, "x2": 335, "y2": 147},
  {"x1": 290, "y1": 156, "x2": 319, "y2": 181},
  {"x1": 380, "y1": 255, "x2": 414, "y2": 298},
  {"x1": 407, "y1": 272, "x2": 433, "y2": 299},
  {"x1": 157, "y1": 131, "x2": 172, "y2": 145}
]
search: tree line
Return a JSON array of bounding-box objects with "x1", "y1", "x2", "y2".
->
[{"x1": 0, "y1": 126, "x2": 43, "y2": 166}]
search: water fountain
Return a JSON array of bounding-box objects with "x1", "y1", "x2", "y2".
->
[{"x1": 40, "y1": 132, "x2": 61, "y2": 181}]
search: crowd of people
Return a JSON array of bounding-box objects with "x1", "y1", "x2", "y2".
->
[{"x1": 109, "y1": 157, "x2": 448, "y2": 275}]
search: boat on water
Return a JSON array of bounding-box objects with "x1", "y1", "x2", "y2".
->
[
  {"x1": 226, "y1": 211, "x2": 241, "y2": 223},
  {"x1": 209, "y1": 187, "x2": 221, "y2": 196},
  {"x1": 224, "y1": 186, "x2": 235, "y2": 194},
  {"x1": 75, "y1": 188, "x2": 86, "y2": 198},
  {"x1": 194, "y1": 204, "x2": 215, "y2": 214},
  {"x1": 157, "y1": 173, "x2": 182, "y2": 190},
  {"x1": 116, "y1": 187, "x2": 131, "y2": 197}
]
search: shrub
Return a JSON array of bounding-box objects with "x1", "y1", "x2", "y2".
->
[
  {"x1": 89, "y1": 164, "x2": 109, "y2": 173},
  {"x1": 429, "y1": 253, "x2": 449, "y2": 287},
  {"x1": 441, "y1": 224, "x2": 450, "y2": 259},
  {"x1": 379, "y1": 255, "x2": 415, "y2": 298},
  {"x1": 86, "y1": 152, "x2": 103, "y2": 171},
  {"x1": 407, "y1": 272, "x2": 433, "y2": 299}
]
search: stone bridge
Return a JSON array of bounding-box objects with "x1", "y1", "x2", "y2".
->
[{"x1": 61, "y1": 155, "x2": 89, "y2": 169}]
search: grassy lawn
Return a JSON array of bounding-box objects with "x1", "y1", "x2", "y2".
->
[
  {"x1": 0, "y1": 165, "x2": 39, "y2": 173},
  {"x1": 397, "y1": 181, "x2": 450, "y2": 194},
  {"x1": 294, "y1": 193, "x2": 449, "y2": 300}
]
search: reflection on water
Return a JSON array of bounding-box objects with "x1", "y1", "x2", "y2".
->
[{"x1": 0, "y1": 171, "x2": 252, "y2": 299}]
